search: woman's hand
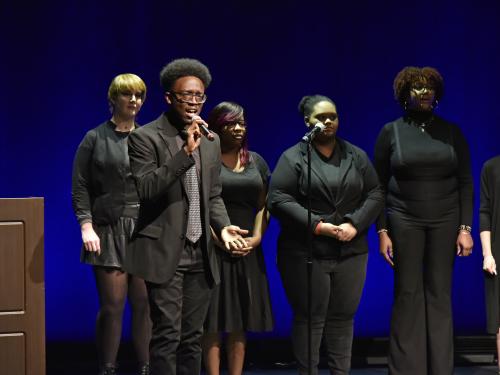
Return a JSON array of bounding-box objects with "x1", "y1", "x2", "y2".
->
[
  {"x1": 81, "y1": 222, "x2": 100, "y2": 254},
  {"x1": 317, "y1": 222, "x2": 343, "y2": 238},
  {"x1": 456, "y1": 231, "x2": 473, "y2": 257},
  {"x1": 221, "y1": 225, "x2": 251, "y2": 256},
  {"x1": 483, "y1": 255, "x2": 497, "y2": 275},
  {"x1": 243, "y1": 236, "x2": 262, "y2": 250},
  {"x1": 227, "y1": 236, "x2": 262, "y2": 257},
  {"x1": 379, "y1": 231, "x2": 394, "y2": 267},
  {"x1": 316, "y1": 222, "x2": 356, "y2": 241},
  {"x1": 336, "y1": 222, "x2": 357, "y2": 242}
]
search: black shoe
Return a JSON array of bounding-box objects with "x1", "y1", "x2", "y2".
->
[
  {"x1": 98, "y1": 363, "x2": 116, "y2": 375},
  {"x1": 138, "y1": 362, "x2": 150, "y2": 375}
]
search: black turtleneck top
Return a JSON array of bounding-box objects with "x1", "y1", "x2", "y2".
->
[{"x1": 374, "y1": 113, "x2": 473, "y2": 229}]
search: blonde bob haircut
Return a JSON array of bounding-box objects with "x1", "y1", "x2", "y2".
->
[{"x1": 107, "y1": 73, "x2": 147, "y2": 110}]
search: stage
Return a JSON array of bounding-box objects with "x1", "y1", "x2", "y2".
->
[
  {"x1": 47, "y1": 366, "x2": 499, "y2": 374},
  {"x1": 46, "y1": 337, "x2": 497, "y2": 374}
]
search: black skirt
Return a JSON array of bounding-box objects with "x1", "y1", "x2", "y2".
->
[
  {"x1": 204, "y1": 245, "x2": 274, "y2": 333},
  {"x1": 80, "y1": 216, "x2": 136, "y2": 269}
]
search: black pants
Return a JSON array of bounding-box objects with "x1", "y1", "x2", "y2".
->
[
  {"x1": 388, "y1": 206, "x2": 458, "y2": 375},
  {"x1": 146, "y1": 242, "x2": 212, "y2": 375},
  {"x1": 278, "y1": 252, "x2": 368, "y2": 375}
]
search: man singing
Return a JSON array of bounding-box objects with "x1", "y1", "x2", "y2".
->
[{"x1": 126, "y1": 58, "x2": 248, "y2": 375}]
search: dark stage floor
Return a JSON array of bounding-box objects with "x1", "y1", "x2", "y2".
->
[
  {"x1": 46, "y1": 337, "x2": 499, "y2": 374},
  {"x1": 47, "y1": 367, "x2": 500, "y2": 374}
]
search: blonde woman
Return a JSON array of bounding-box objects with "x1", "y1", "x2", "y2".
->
[{"x1": 72, "y1": 74, "x2": 151, "y2": 375}]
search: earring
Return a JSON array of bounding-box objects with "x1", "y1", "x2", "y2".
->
[
  {"x1": 404, "y1": 101, "x2": 408, "y2": 111},
  {"x1": 433, "y1": 99, "x2": 439, "y2": 109}
]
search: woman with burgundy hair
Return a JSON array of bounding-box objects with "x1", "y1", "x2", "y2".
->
[{"x1": 202, "y1": 101, "x2": 273, "y2": 375}]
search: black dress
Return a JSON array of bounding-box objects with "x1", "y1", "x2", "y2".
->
[
  {"x1": 205, "y1": 151, "x2": 274, "y2": 332},
  {"x1": 480, "y1": 156, "x2": 500, "y2": 334},
  {"x1": 72, "y1": 121, "x2": 139, "y2": 269}
]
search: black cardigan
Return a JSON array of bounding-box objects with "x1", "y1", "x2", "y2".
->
[
  {"x1": 72, "y1": 121, "x2": 139, "y2": 226},
  {"x1": 480, "y1": 156, "x2": 500, "y2": 334},
  {"x1": 268, "y1": 138, "x2": 383, "y2": 258}
]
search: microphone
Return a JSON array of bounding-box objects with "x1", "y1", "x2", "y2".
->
[
  {"x1": 199, "y1": 123, "x2": 215, "y2": 141},
  {"x1": 190, "y1": 115, "x2": 215, "y2": 141},
  {"x1": 302, "y1": 122, "x2": 326, "y2": 142}
]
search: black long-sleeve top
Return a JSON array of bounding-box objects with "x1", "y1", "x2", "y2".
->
[
  {"x1": 268, "y1": 138, "x2": 383, "y2": 258},
  {"x1": 479, "y1": 156, "x2": 500, "y2": 333},
  {"x1": 374, "y1": 115, "x2": 473, "y2": 229},
  {"x1": 72, "y1": 121, "x2": 139, "y2": 226}
]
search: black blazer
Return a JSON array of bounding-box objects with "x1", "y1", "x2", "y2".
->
[
  {"x1": 125, "y1": 113, "x2": 230, "y2": 284},
  {"x1": 72, "y1": 121, "x2": 139, "y2": 226},
  {"x1": 268, "y1": 138, "x2": 383, "y2": 258}
]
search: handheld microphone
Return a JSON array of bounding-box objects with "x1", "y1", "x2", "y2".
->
[
  {"x1": 198, "y1": 123, "x2": 215, "y2": 141},
  {"x1": 191, "y1": 115, "x2": 215, "y2": 141},
  {"x1": 302, "y1": 122, "x2": 326, "y2": 142}
]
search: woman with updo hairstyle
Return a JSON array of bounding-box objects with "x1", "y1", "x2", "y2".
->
[
  {"x1": 374, "y1": 66, "x2": 473, "y2": 374},
  {"x1": 202, "y1": 101, "x2": 273, "y2": 375},
  {"x1": 72, "y1": 73, "x2": 151, "y2": 375},
  {"x1": 268, "y1": 95, "x2": 383, "y2": 375}
]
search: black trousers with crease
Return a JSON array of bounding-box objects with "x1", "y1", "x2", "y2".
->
[
  {"x1": 146, "y1": 241, "x2": 213, "y2": 375},
  {"x1": 388, "y1": 205, "x2": 459, "y2": 375}
]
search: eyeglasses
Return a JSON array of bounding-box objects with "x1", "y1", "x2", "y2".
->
[
  {"x1": 410, "y1": 82, "x2": 434, "y2": 92},
  {"x1": 169, "y1": 91, "x2": 207, "y2": 104},
  {"x1": 223, "y1": 121, "x2": 247, "y2": 130}
]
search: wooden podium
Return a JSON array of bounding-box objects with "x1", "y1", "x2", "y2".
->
[{"x1": 0, "y1": 198, "x2": 45, "y2": 375}]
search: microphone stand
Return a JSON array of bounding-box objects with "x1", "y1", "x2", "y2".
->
[
  {"x1": 301, "y1": 124, "x2": 323, "y2": 375},
  {"x1": 305, "y1": 136, "x2": 313, "y2": 375}
]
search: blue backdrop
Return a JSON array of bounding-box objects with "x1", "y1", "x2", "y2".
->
[{"x1": 1, "y1": 0, "x2": 499, "y2": 341}]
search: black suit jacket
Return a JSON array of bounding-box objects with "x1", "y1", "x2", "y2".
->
[
  {"x1": 125, "y1": 113, "x2": 230, "y2": 284},
  {"x1": 268, "y1": 138, "x2": 383, "y2": 258}
]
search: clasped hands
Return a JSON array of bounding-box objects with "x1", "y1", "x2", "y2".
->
[{"x1": 318, "y1": 222, "x2": 357, "y2": 242}]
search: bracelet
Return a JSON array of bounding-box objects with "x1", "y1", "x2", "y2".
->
[
  {"x1": 458, "y1": 225, "x2": 472, "y2": 233},
  {"x1": 314, "y1": 222, "x2": 322, "y2": 235},
  {"x1": 377, "y1": 229, "x2": 388, "y2": 234}
]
